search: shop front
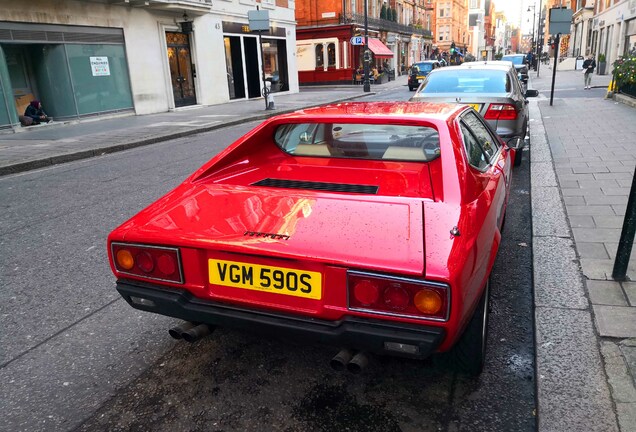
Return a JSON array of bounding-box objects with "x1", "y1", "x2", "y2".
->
[
  {"x1": 0, "y1": 21, "x2": 134, "y2": 129},
  {"x1": 223, "y1": 22, "x2": 289, "y2": 100},
  {"x1": 297, "y1": 25, "x2": 394, "y2": 85}
]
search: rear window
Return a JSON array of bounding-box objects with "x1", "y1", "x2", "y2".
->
[
  {"x1": 420, "y1": 69, "x2": 510, "y2": 94},
  {"x1": 502, "y1": 55, "x2": 524, "y2": 65},
  {"x1": 274, "y1": 123, "x2": 440, "y2": 162},
  {"x1": 414, "y1": 62, "x2": 433, "y2": 71}
]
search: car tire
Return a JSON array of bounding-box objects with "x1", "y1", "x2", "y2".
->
[
  {"x1": 409, "y1": 86, "x2": 414, "y2": 91},
  {"x1": 443, "y1": 279, "x2": 490, "y2": 376}
]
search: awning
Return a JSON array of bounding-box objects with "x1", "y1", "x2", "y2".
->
[{"x1": 367, "y1": 38, "x2": 393, "y2": 58}]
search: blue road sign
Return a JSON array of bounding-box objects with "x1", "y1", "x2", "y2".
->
[{"x1": 350, "y1": 36, "x2": 364, "y2": 45}]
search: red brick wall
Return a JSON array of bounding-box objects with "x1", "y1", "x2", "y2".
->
[{"x1": 296, "y1": 0, "x2": 344, "y2": 26}]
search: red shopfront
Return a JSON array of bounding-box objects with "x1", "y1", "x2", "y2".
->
[{"x1": 297, "y1": 25, "x2": 393, "y2": 85}]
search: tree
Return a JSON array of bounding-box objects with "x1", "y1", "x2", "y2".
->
[{"x1": 380, "y1": 4, "x2": 387, "y2": 20}]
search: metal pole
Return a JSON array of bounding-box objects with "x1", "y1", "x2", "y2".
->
[
  {"x1": 363, "y1": 0, "x2": 370, "y2": 92},
  {"x1": 258, "y1": 29, "x2": 269, "y2": 109},
  {"x1": 612, "y1": 166, "x2": 636, "y2": 280},
  {"x1": 531, "y1": 6, "x2": 536, "y2": 67},
  {"x1": 550, "y1": 33, "x2": 560, "y2": 106},
  {"x1": 536, "y1": 0, "x2": 542, "y2": 77}
]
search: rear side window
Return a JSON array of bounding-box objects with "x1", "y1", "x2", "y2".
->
[
  {"x1": 460, "y1": 123, "x2": 489, "y2": 170},
  {"x1": 462, "y1": 111, "x2": 500, "y2": 160},
  {"x1": 274, "y1": 123, "x2": 440, "y2": 162}
]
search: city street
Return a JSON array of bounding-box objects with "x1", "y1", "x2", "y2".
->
[
  {"x1": 1, "y1": 69, "x2": 634, "y2": 432},
  {"x1": 1, "y1": 82, "x2": 535, "y2": 432}
]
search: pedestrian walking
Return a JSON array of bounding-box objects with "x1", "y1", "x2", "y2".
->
[{"x1": 582, "y1": 54, "x2": 596, "y2": 89}]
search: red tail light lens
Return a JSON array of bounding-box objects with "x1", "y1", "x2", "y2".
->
[
  {"x1": 383, "y1": 284, "x2": 410, "y2": 311},
  {"x1": 111, "y1": 243, "x2": 183, "y2": 284},
  {"x1": 353, "y1": 279, "x2": 380, "y2": 306},
  {"x1": 136, "y1": 251, "x2": 154, "y2": 273},
  {"x1": 348, "y1": 271, "x2": 449, "y2": 321},
  {"x1": 484, "y1": 103, "x2": 518, "y2": 120}
]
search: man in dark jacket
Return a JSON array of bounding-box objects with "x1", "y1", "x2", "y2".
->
[
  {"x1": 24, "y1": 100, "x2": 52, "y2": 124},
  {"x1": 582, "y1": 55, "x2": 596, "y2": 89}
]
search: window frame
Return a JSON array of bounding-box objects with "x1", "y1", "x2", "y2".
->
[{"x1": 458, "y1": 110, "x2": 502, "y2": 172}]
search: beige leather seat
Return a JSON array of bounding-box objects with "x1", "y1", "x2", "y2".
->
[
  {"x1": 294, "y1": 143, "x2": 331, "y2": 156},
  {"x1": 382, "y1": 146, "x2": 426, "y2": 161}
]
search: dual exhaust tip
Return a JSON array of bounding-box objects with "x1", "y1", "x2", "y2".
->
[
  {"x1": 168, "y1": 322, "x2": 213, "y2": 343},
  {"x1": 330, "y1": 349, "x2": 368, "y2": 374},
  {"x1": 169, "y1": 323, "x2": 368, "y2": 373}
]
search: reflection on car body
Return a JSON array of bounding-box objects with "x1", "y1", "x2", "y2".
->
[{"x1": 107, "y1": 102, "x2": 515, "y2": 376}]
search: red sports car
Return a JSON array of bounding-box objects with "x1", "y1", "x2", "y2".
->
[{"x1": 107, "y1": 102, "x2": 514, "y2": 375}]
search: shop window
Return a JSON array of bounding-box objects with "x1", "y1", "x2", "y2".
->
[
  {"x1": 327, "y1": 43, "x2": 336, "y2": 67},
  {"x1": 315, "y1": 44, "x2": 324, "y2": 68}
]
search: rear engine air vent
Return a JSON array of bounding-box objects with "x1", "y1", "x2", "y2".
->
[{"x1": 252, "y1": 178, "x2": 378, "y2": 194}]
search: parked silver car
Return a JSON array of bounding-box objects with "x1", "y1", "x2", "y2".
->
[{"x1": 410, "y1": 62, "x2": 538, "y2": 166}]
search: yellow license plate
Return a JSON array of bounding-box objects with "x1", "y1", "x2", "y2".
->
[
  {"x1": 468, "y1": 103, "x2": 481, "y2": 111},
  {"x1": 209, "y1": 259, "x2": 322, "y2": 300}
]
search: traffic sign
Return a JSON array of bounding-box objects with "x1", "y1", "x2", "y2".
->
[{"x1": 350, "y1": 36, "x2": 364, "y2": 45}]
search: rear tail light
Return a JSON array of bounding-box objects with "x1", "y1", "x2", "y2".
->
[
  {"x1": 111, "y1": 242, "x2": 183, "y2": 284},
  {"x1": 348, "y1": 271, "x2": 449, "y2": 321},
  {"x1": 484, "y1": 103, "x2": 518, "y2": 120}
]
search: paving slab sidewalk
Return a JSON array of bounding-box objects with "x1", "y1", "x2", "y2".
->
[{"x1": 530, "y1": 66, "x2": 636, "y2": 432}]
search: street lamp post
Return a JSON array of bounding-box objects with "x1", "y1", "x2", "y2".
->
[
  {"x1": 536, "y1": 0, "x2": 543, "y2": 77},
  {"x1": 363, "y1": 0, "x2": 371, "y2": 92},
  {"x1": 528, "y1": 4, "x2": 536, "y2": 69}
]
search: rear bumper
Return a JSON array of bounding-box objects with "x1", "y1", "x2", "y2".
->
[{"x1": 117, "y1": 280, "x2": 446, "y2": 359}]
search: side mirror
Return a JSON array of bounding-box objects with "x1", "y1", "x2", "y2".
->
[
  {"x1": 525, "y1": 89, "x2": 539, "y2": 97},
  {"x1": 506, "y1": 136, "x2": 524, "y2": 150}
]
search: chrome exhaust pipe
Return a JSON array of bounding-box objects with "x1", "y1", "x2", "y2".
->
[
  {"x1": 182, "y1": 323, "x2": 213, "y2": 343},
  {"x1": 330, "y1": 349, "x2": 354, "y2": 371},
  {"x1": 347, "y1": 352, "x2": 369, "y2": 374},
  {"x1": 168, "y1": 321, "x2": 196, "y2": 340}
]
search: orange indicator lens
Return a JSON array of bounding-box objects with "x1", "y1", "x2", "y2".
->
[
  {"x1": 116, "y1": 249, "x2": 134, "y2": 270},
  {"x1": 414, "y1": 289, "x2": 443, "y2": 315}
]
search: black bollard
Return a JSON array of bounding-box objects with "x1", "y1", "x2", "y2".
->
[{"x1": 612, "y1": 166, "x2": 636, "y2": 281}]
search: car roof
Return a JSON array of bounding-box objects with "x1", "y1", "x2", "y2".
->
[
  {"x1": 502, "y1": 54, "x2": 525, "y2": 58},
  {"x1": 414, "y1": 60, "x2": 438, "y2": 64},
  {"x1": 274, "y1": 101, "x2": 467, "y2": 122},
  {"x1": 456, "y1": 61, "x2": 514, "y2": 71}
]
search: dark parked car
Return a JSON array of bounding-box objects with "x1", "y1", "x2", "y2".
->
[
  {"x1": 501, "y1": 54, "x2": 529, "y2": 87},
  {"x1": 408, "y1": 60, "x2": 441, "y2": 91}
]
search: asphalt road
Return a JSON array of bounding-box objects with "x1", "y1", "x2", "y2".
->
[{"x1": 1, "y1": 84, "x2": 536, "y2": 432}]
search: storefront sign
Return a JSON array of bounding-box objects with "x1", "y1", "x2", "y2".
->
[
  {"x1": 90, "y1": 56, "x2": 110, "y2": 76},
  {"x1": 322, "y1": 12, "x2": 336, "y2": 18},
  {"x1": 222, "y1": 22, "x2": 285, "y2": 37}
]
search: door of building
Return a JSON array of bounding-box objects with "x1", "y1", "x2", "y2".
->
[
  {"x1": 244, "y1": 37, "x2": 261, "y2": 99},
  {"x1": 166, "y1": 32, "x2": 196, "y2": 107}
]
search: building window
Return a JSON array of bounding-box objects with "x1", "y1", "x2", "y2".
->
[
  {"x1": 470, "y1": 0, "x2": 478, "y2": 8},
  {"x1": 327, "y1": 43, "x2": 336, "y2": 67},
  {"x1": 315, "y1": 44, "x2": 324, "y2": 68}
]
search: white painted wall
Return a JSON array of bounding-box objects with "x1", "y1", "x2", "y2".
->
[{"x1": 1, "y1": 0, "x2": 298, "y2": 115}]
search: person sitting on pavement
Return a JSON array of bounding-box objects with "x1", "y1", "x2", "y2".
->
[
  {"x1": 582, "y1": 55, "x2": 596, "y2": 90},
  {"x1": 24, "y1": 100, "x2": 52, "y2": 124}
]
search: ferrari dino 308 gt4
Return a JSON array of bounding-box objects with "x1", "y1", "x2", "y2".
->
[{"x1": 107, "y1": 102, "x2": 515, "y2": 375}]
